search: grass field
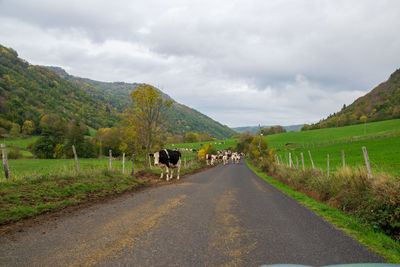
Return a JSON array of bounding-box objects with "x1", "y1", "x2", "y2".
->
[
  {"x1": 0, "y1": 151, "x2": 200, "y2": 180},
  {"x1": 2, "y1": 136, "x2": 38, "y2": 149},
  {"x1": 267, "y1": 119, "x2": 400, "y2": 177},
  {"x1": 165, "y1": 138, "x2": 238, "y2": 151}
]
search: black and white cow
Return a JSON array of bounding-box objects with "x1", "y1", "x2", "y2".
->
[{"x1": 152, "y1": 149, "x2": 182, "y2": 181}]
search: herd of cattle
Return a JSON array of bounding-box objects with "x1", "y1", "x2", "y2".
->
[
  {"x1": 149, "y1": 149, "x2": 244, "y2": 181},
  {"x1": 204, "y1": 151, "x2": 244, "y2": 166}
]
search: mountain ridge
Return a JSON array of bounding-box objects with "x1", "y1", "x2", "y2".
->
[
  {"x1": 45, "y1": 66, "x2": 236, "y2": 139},
  {"x1": 233, "y1": 124, "x2": 304, "y2": 134},
  {"x1": 0, "y1": 44, "x2": 236, "y2": 139}
]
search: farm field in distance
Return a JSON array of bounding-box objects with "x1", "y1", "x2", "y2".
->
[
  {"x1": 267, "y1": 119, "x2": 400, "y2": 177},
  {"x1": 165, "y1": 138, "x2": 238, "y2": 151}
]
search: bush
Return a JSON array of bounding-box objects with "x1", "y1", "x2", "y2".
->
[
  {"x1": 32, "y1": 136, "x2": 57, "y2": 158},
  {"x1": 8, "y1": 149, "x2": 23, "y2": 159}
]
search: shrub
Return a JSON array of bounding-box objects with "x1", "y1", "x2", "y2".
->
[{"x1": 8, "y1": 149, "x2": 23, "y2": 159}]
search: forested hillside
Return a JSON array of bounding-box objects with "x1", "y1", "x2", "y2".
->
[
  {"x1": 303, "y1": 68, "x2": 400, "y2": 130},
  {"x1": 0, "y1": 45, "x2": 119, "y2": 131},
  {"x1": 46, "y1": 66, "x2": 236, "y2": 139},
  {"x1": 0, "y1": 44, "x2": 235, "y2": 139}
]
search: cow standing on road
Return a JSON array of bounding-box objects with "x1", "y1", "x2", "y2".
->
[{"x1": 152, "y1": 149, "x2": 181, "y2": 181}]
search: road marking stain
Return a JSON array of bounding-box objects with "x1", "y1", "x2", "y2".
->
[
  {"x1": 71, "y1": 194, "x2": 187, "y2": 267},
  {"x1": 210, "y1": 189, "x2": 256, "y2": 267},
  {"x1": 28, "y1": 199, "x2": 158, "y2": 266}
]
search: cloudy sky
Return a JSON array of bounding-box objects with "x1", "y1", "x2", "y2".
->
[{"x1": 1, "y1": 0, "x2": 399, "y2": 127}]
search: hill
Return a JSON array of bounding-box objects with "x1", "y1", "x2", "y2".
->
[
  {"x1": 0, "y1": 45, "x2": 119, "y2": 130},
  {"x1": 304, "y1": 68, "x2": 400, "y2": 130},
  {"x1": 0, "y1": 44, "x2": 235, "y2": 139},
  {"x1": 233, "y1": 124, "x2": 304, "y2": 134},
  {"x1": 45, "y1": 66, "x2": 236, "y2": 139}
]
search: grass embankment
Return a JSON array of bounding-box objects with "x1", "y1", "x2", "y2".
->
[
  {"x1": 247, "y1": 160, "x2": 400, "y2": 263},
  {"x1": 0, "y1": 153, "x2": 204, "y2": 224},
  {"x1": 2, "y1": 136, "x2": 38, "y2": 158},
  {"x1": 0, "y1": 168, "x2": 145, "y2": 224},
  {"x1": 268, "y1": 119, "x2": 400, "y2": 176}
]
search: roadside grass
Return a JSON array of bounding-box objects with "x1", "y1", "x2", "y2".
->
[
  {"x1": 0, "y1": 168, "x2": 146, "y2": 224},
  {"x1": 246, "y1": 160, "x2": 400, "y2": 263}
]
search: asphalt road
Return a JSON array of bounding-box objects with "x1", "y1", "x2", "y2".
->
[{"x1": 0, "y1": 160, "x2": 385, "y2": 266}]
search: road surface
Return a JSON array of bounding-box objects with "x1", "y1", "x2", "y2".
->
[{"x1": 0, "y1": 160, "x2": 385, "y2": 266}]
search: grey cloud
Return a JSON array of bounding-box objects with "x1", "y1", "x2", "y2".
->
[{"x1": 0, "y1": 0, "x2": 399, "y2": 127}]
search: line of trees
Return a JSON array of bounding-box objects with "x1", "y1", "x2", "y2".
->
[{"x1": 8, "y1": 84, "x2": 222, "y2": 160}]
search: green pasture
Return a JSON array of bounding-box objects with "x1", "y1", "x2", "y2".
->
[
  {"x1": 166, "y1": 138, "x2": 238, "y2": 151},
  {"x1": 267, "y1": 119, "x2": 400, "y2": 148},
  {"x1": 2, "y1": 136, "x2": 38, "y2": 149},
  {"x1": 268, "y1": 119, "x2": 400, "y2": 177},
  {"x1": 0, "y1": 152, "x2": 199, "y2": 180}
]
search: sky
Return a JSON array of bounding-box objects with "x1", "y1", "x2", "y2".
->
[{"x1": 0, "y1": 0, "x2": 399, "y2": 128}]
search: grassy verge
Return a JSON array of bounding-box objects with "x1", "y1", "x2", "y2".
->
[
  {"x1": 0, "y1": 168, "x2": 146, "y2": 224},
  {"x1": 246, "y1": 159, "x2": 400, "y2": 263}
]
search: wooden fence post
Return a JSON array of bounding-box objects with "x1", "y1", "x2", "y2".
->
[
  {"x1": 308, "y1": 151, "x2": 315, "y2": 169},
  {"x1": 342, "y1": 150, "x2": 345, "y2": 170},
  {"x1": 131, "y1": 154, "x2": 135, "y2": 177},
  {"x1": 1, "y1": 144, "x2": 10, "y2": 179},
  {"x1": 327, "y1": 154, "x2": 330, "y2": 177},
  {"x1": 148, "y1": 154, "x2": 152, "y2": 169},
  {"x1": 362, "y1": 146, "x2": 373, "y2": 179},
  {"x1": 289, "y1": 153, "x2": 292, "y2": 168},
  {"x1": 72, "y1": 145, "x2": 80, "y2": 173},
  {"x1": 280, "y1": 155, "x2": 283, "y2": 166},
  {"x1": 109, "y1": 150, "x2": 112, "y2": 170},
  {"x1": 122, "y1": 153, "x2": 125, "y2": 174},
  {"x1": 296, "y1": 156, "x2": 299, "y2": 169},
  {"x1": 301, "y1": 152, "x2": 305, "y2": 171}
]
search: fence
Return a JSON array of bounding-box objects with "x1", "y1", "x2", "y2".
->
[
  {"x1": 274, "y1": 145, "x2": 400, "y2": 178},
  {"x1": 0, "y1": 145, "x2": 201, "y2": 180}
]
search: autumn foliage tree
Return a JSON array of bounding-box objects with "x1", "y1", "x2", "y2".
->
[
  {"x1": 123, "y1": 84, "x2": 172, "y2": 163},
  {"x1": 184, "y1": 132, "x2": 199, "y2": 143}
]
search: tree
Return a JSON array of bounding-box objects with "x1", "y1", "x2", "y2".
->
[
  {"x1": 39, "y1": 114, "x2": 66, "y2": 143},
  {"x1": 64, "y1": 120, "x2": 94, "y2": 158},
  {"x1": 32, "y1": 136, "x2": 57, "y2": 158},
  {"x1": 123, "y1": 84, "x2": 172, "y2": 163},
  {"x1": 199, "y1": 133, "x2": 213, "y2": 142},
  {"x1": 22, "y1": 120, "x2": 35, "y2": 135},
  {"x1": 263, "y1": 126, "x2": 286, "y2": 135},
  {"x1": 185, "y1": 132, "x2": 199, "y2": 143},
  {"x1": 95, "y1": 127, "x2": 122, "y2": 157},
  {"x1": 9, "y1": 123, "x2": 21, "y2": 136},
  {"x1": 249, "y1": 135, "x2": 268, "y2": 160},
  {"x1": 235, "y1": 131, "x2": 254, "y2": 153}
]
